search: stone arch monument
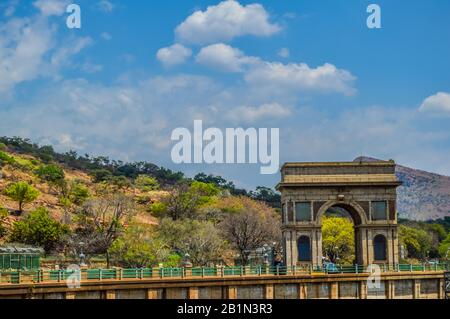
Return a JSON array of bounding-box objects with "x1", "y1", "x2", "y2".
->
[{"x1": 276, "y1": 161, "x2": 402, "y2": 268}]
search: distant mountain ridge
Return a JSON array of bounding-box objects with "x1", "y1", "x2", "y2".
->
[{"x1": 354, "y1": 156, "x2": 450, "y2": 221}]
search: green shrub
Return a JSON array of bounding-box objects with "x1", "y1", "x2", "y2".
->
[
  {"x1": 4, "y1": 182, "x2": 39, "y2": 213},
  {"x1": 0, "y1": 151, "x2": 15, "y2": 165},
  {"x1": 135, "y1": 175, "x2": 160, "y2": 191},
  {"x1": 69, "y1": 182, "x2": 90, "y2": 205},
  {"x1": 0, "y1": 207, "x2": 9, "y2": 238},
  {"x1": 10, "y1": 207, "x2": 69, "y2": 252}
]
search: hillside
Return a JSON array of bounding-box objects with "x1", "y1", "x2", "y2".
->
[
  {"x1": 1, "y1": 138, "x2": 448, "y2": 223},
  {"x1": 354, "y1": 157, "x2": 450, "y2": 221},
  {"x1": 0, "y1": 149, "x2": 163, "y2": 234}
]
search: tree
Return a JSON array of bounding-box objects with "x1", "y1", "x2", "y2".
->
[
  {"x1": 135, "y1": 175, "x2": 160, "y2": 191},
  {"x1": 109, "y1": 223, "x2": 178, "y2": 268},
  {"x1": 322, "y1": 216, "x2": 355, "y2": 264},
  {"x1": 399, "y1": 225, "x2": 432, "y2": 261},
  {"x1": 0, "y1": 207, "x2": 9, "y2": 239},
  {"x1": 150, "y1": 181, "x2": 220, "y2": 220},
  {"x1": 108, "y1": 176, "x2": 132, "y2": 191},
  {"x1": 75, "y1": 194, "x2": 136, "y2": 267},
  {"x1": 158, "y1": 218, "x2": 226, "y2": 266},
  {"x1": 68, "y1": 181, "x2": 90, "y2": 205},
  {"x1": 10, "y1": 207, "x2": 69, "y2": 251},
  {"x1": 438, "y1": 233, "x2": 450, "y2": 260},
  {"x1": 219, "y1": 196, "x2": 281, "y2": 265},
  {"x1": 4, "y1": 182, "x2": 39, "y2": 213},
  {"x1": 249, "y1": 186, "x2": 281, "y2": 208},
  {"x1": 35, "y1": 164, "x2": 65, "y2": 193},
  {"x1": 90, "y1": 169, "x2": 113, "y2": 183}
]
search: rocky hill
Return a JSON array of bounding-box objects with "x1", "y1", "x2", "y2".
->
[
  {"x1": 0, "y1": 149, "x2": 163, "y2": 236},
  {"x1": 354, "y1": 157, "x2": 450, "y2": 221}
]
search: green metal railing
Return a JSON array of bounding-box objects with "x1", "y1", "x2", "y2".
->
[{"x1": 0, "y1": 263, "x2": 448, "y2": 285}]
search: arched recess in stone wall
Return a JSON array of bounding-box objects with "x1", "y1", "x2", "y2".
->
[
  {"x1": 315, "y1": 200, "x2": 368, "y2": 226},
  {"x1": 297, "y1": 236, "x2": 312, "y2": 262},
  {"x1": 373, "y1": 234, "x2": 387, "y2": 261}
]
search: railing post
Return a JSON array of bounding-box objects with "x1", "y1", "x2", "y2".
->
[
  {"x1": 293, "y1": 265, "x2": 296, "y2": 276},
  {"x1": 119, "y1": 268, "x2": 123, "y2": 280},
  {"x1": 140, "y1": 268, "x2": 144, "y2": 279},
  {"x1": 99, "y1": 269, "x2": 103, "y2": 281},
  {"x1": 410, "y1": 264, "x2": 413, "y2": 272},
  {"x1": 18, "y1": 270, "x2": 21, "y2": 284},
  {"x1": 276, "y1": 265, "x2": 280, "y2": 276},
  {"x1": 240, "y1": 266, "x2": 244, "y2": 277}
]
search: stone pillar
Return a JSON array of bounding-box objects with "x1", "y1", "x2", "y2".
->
[
  {"x1": 438, "y1": 279, "x2": 445, "y2": 299},
  {"x1": 387, "y1": 281, "x2": 395, "y2": 299},
  {"x1": 188, "y1": 287, "x2": 199, "y2": 299},
  {"x1": 392, "y1": 229, "x2": 400, "y2": 266},
  {"x1": 359, "y1": 228, "x2": 368, "y2": 266},
  {"x1": 298, "y1": 283, "x2": 307, "y2": 299},
  {"x1": 66, "y1": 291, "x2": 76, "y2": 299},
  {"x1": 413, "y1": 280, "x2": 421, "y2": 299},
  {"x1": 367, "y1": 229, "x2": 374, "y2": 265},
  {"x1": 106, "y1": 290, "x2": 116, "y2": 299},
  {"x1": 292, "y1": 231, "x2": 298, "y2": 265},
  {"x1": 311, "y1": 231, "x2": 317, "y2": 269},
  {"x1": 316, "y1": 230, "x2": 323, "y2": 267},
  {"x1": 264, "y1": 284, "x2": 274, "y2": 299},
  {"x1": 286, "y1": 232, "x2": 293, "y2": 267},
  {"x1": 147, "y1": 289, "x2": 159, "y2": 299},
  {"x1": 227, "y1": 286, "x2": 237, "y2": 299},
  {"x1": 359, "y1": 281, "x2": 367, "y2": 299},
  {"x1": 330, "y1": 282, "x2": 339, "y2": 299}
]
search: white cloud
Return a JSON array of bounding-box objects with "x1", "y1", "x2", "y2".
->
[
  {"x1": 0, "y1": 16, "x2": 54, "y2": 94},
  {"x1": 227, "y1": 102, "x2": 291, "y2": 123},
  {"x1": 0, "y1": 3, "x2": 92, "y2": 95},
  {"x1": 245, "y1": 62, "x2": 357, "y2": 95},
  {"x1": 101, "y1": 32, "x2": 112, "y2": 41},
  {"x1": 97, "y1": 0, "x2": 114, "y2": 13},
  {"x1": 419, "y1": 92, "x2": 450, "y2": 114},
  {"x1": 196, "y1": 43, "x2": 260, "y2": 72},
  {"x1": 81, "y1": 62, "x2": 103, "y2": 74},
  {"x1": 175, "y1": 0, "x2": 281, "y2": 45},
  {"x1": 33, "y1": 0, "x2": 69, "y2": 17},
  {"x1": 3, "y1": 0, "x2": 19, "y2": 17},
  {"x1": 278, "y1": 48, "x2": 290, "y2": 58},
  {"x1": 156, "y1": 44, "x2": 192, "y2": 67},
  {"x1": 195, "y1": 44, "x2": 355, "y2": 95},
  {"x1": 50, "y1": 36, "x2": 93, "y2": 68},
  {"x1": 0, "y1": 75, "x2": 222, "y2": 161}
]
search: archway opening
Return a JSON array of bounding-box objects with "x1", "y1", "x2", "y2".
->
[{"x1": 321, "y1": 205, "x2": 357, "y2": 265}]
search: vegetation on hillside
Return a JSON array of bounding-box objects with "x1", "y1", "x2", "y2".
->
[
  {"x1": 0, "y1": 137, "x2": 282, "y2": 268},
  {"x1": 0, "y1": 137, "x2": 448, "y2": 268}
]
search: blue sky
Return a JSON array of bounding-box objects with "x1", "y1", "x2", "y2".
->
[{"x1": 1, "y1": 0, "x2": 450, "y2": 190}]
